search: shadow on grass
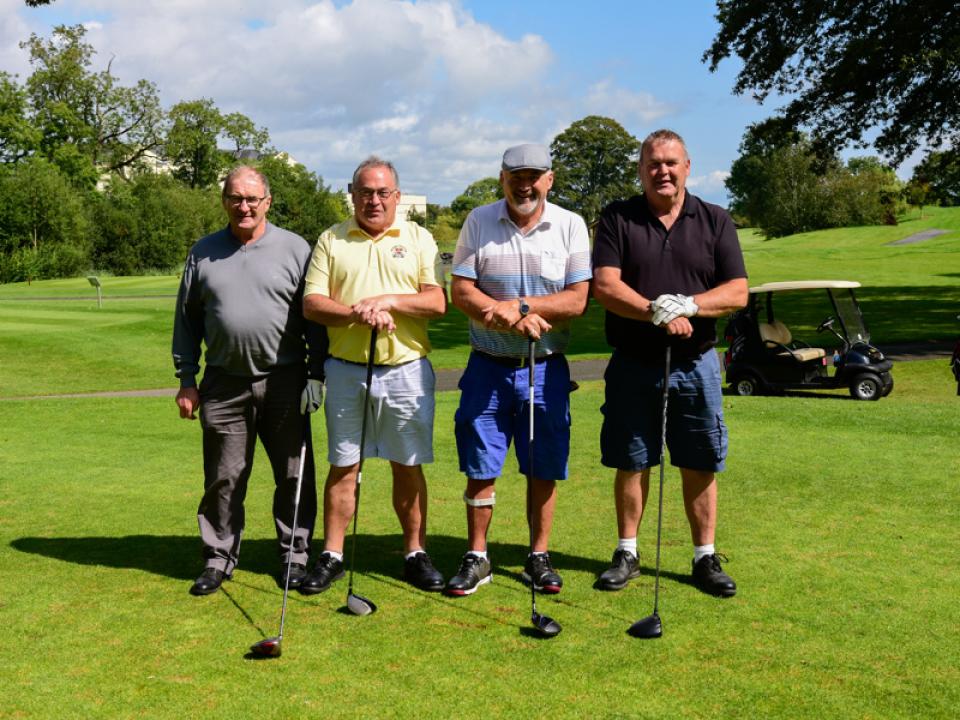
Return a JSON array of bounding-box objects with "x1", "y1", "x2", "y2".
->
[{"x1": 9, "y1": 532, "x2": 616, "y2": 584}]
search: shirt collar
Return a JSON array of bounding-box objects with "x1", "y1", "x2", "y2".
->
[{"x1": 346, "y1": 216, "x2": 403, "y2": 240}]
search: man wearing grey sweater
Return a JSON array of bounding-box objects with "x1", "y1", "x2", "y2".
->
[{"x1": 172, "y1": 166, "x2": 328, "y2": 596}]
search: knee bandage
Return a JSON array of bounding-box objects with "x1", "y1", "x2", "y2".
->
[{"x1": 463, "y1": 491, "x2": 495, "y2": 507}]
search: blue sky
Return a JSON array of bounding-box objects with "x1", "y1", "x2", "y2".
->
[{"x1": 1, "y1": 0, "x2": 892, "y2": 207}]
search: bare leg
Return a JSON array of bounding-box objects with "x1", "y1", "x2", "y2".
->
[
  {"x1": 680, "y1": 468, "x2": 717, "y2": 546},
  {"x1": 391, "y1": 461, "x2": 428, "y2": 553},
  {"x1": 322, "y1": 464, "x2": 358, "y2": 554},
  {"x1": 527, "y1": 477, "x2": 557, "y2": 553},
  {"x1": 614, "y1": 468, "x2": 651, "y2": 538},
  {"x1": 464, "y1": 478, "x2": 496, "y2": 553}
]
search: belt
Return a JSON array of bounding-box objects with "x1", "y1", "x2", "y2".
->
[
  {"x1": 473, "y1": 350, "x2": 560, "y2": 368},
  {"x1": 336, "y1": 357, "x2": 398, "y2": 368}
]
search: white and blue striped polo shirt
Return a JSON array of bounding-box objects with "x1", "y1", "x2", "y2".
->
[{"x1": 451, "y1": 199, "x2": 592, "y2": 357}]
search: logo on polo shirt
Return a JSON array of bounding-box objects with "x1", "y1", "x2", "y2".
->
[{"x1": 390, "y1": 244, "x2": 407, "y2": 259}]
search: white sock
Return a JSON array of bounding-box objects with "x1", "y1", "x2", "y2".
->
[
  {"x1": 468, "y1": 550, "x2": 488, "y2": 560},
  {"x1": 405, "y1": 549, "x2": 425, "y2": 560},
  {"x1": 324, "y1": 550, "x2": 344, "y2": 562},
  {"x1": 694, "y1": 544, "x2": 715, "y2": 563},
  {"x1": 617, "y1": 538, "x2": 638, "y2": 557}
]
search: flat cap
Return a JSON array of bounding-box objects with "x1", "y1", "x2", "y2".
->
[{"x1": 502, "y1": 144, "x2": 551, "y2": 172}]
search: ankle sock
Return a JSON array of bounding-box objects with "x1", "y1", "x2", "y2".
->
[
  {"x1": 694, "y1": 544, "x2": 715, "y2": 563},
  {"x1": 617, "y1": 538, "x2": 638, "y2": 557}
]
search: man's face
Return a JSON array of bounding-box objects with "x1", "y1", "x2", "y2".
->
[
  {"x1": 222, "y1": 171, "x2": 271, "y2": 237},
  {"x1": 353, "y1": 166, "x2": 399, "y2": 236},
  {"x1": 640, "y1": 139, "x2": 690, "y2": 202},
  {"x1": 501, "y1": 168, "x2": 553, "y2": 220}
]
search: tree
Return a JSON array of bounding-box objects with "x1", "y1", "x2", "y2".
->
[
  {"x1": 0, "y1": 73, "x2": 41, "y2": 163},
  {"x1": 166, "y1": 99, "x2": 269, "y2": 188},
  {"x1": 0, "y1": 157, "x2": 91, "y2": 281},
  {"x1": 704, "y1": 1, "x2": 960, "y2": 165},
  {"x1": 550, "y1": 115, "x2": 640, "y2": 224},
  {"x1": 726, "y1": 123, "x2": 900, "y2": 238},
  {"x1": 20, "y1": 25, "x2": 164, "y2": 184},
  {"x1": 911, "y1": 150, "x2": 960, "y2": 207},
  {"x1": 256, "y1": 154, "x2": 348, "y2": 241},
  {"x1": 450, "y1": 177, "x2": 502, "y2": 221}
]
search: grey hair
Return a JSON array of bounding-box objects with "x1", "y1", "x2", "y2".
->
[
  {"x1": 352, "y1": 156, "x2": 399, "y2": 188},
  {"x1": 640, "y1": 129, "x2": 689, "y2": 162},
  {"x1": 222, "y1": 165, "x2": 271, "y2": 198}
]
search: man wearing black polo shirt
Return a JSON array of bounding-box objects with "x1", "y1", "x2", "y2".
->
[{"x1": 591, "y1": 129, "x2": 748, "y2": 597}]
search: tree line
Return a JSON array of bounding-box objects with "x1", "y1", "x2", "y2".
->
[{"x1": 0, "y1": 25, "x2": 346, "y2": 283}]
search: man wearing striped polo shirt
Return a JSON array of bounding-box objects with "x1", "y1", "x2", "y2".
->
[{"x1": 445, "y1": 144, "x2": 592, "y2": 597}]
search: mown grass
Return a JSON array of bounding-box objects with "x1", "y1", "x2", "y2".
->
[
  {"x1": 1, "y1": 211, "x2": 959, "y2": 717},
  {"x1": 1, "y1": 362, "x2": 958, "y2": 718}
]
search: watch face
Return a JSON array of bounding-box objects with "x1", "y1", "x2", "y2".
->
[{"x1": 520, "y1": 300, "x2": 530, "y2": 315}]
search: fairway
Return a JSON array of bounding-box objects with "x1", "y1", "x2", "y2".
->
[{"x1": 1, "y1": 214, "x2": 959, "y2": 717}]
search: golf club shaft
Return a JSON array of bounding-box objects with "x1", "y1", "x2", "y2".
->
[
  {"x1": 278, "y1": 419, "x2": 310, "y2": 641},
  {"x1": 651, "y1": 345, "x2": 671, "y2": 615},
  {"x1": 347, "y1": 327, "x2": 378, "y2": 597},
  {"x1": 527, "y1": 338, "x2": 537, "y2": 616}
]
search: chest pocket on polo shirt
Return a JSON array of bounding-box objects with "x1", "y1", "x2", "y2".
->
[{"x1": 540, "y1": 249, "x2": 566, "y2": 283}]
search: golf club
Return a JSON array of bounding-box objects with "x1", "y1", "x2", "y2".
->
[
  {"x1": 526, "y1": 337, "x2": 561, "y2": 638},
  {"x1": 628, "y1": 344, "x2": 671, "y2": 640},
  {"x1": 345, "y1": 327, "x2": 378, "y2": 616},
  {"x1": 250, "y1": 418, "x2": 311, "y2": 658}
]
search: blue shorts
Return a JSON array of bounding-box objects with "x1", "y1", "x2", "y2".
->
[
  {"x1": 454, "y1": 351, "x2": 571, "y2": 481},
  {"x1": 600, "y1": 349, "x2": 728, "y2": 472}
]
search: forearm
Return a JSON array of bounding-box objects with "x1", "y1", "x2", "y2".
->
[
  {"x1": 303, "y1": 293, "x2": 356, "y2": 326},
  {"x1": 523, "y1": 282, "x2": 589, "y2": 322},
  {"x1": 451, "y1": 277, "x2": 497, "y2": 323},
  {"x1": 692, "y1": 278, "x2": 748, "y2": 318},
  {"x1": 374, "y1": 285, "x2": 447, "y2": 319},
  {"x1": 592, "y1": 268, "x2": 654, "y2": 322}
]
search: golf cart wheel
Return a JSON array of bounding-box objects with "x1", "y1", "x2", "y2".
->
[
  {"x1": 849, "y1": 374, "x2": 882, "y2": 401},
  {"x1": 882, "y1": 375, "x2": 894, "y2": 397},
  {"x1": 732, "y1": 374, "x2": 762, "y2": 397}
]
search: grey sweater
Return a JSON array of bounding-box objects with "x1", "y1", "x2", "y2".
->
[{"x1": 172, "y1": 222, "x2": 327, "y2": 388}]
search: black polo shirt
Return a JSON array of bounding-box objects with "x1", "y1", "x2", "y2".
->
[{"x1": 592, "y1": 192, "x2": 746, "y2": 363}]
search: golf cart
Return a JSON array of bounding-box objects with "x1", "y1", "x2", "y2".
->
[{"x1": 723, "y1": 280, "x2": 894, "y2": 400}]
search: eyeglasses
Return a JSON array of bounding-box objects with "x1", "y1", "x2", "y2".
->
[
  {"x1": 354, "y1": 188, "x2": 397, "y2": 201},
  {"x1": 225, "y1": 195, "x2": 268, "y2": 208}
]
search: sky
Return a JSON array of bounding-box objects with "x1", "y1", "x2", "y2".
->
[{"x1": 0, "y1": 0, "x2": 907, "y2": 207}]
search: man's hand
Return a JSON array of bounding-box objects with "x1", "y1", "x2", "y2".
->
[
  {"x1": 480, "y1": 299, "x2": 523, "y2": 330},
  {"x1": 513, "y1": 313, "x2": 552, "y2": 341},
  {"x1": 176, "y1": 387, "x2": 200, "y2": 420},
  {"x1": 651, "y1": 293, "x2": 699, "y2": 326},
  {"x1": 300, "y1": 379, "x2": 325, "y2": 414}
]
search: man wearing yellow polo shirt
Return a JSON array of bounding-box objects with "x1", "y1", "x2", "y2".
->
[{"x1": 300, "y1": 156, "x2": 447, "y2": 594}]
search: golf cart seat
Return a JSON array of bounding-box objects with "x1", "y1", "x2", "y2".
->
[{"x1": 758, "y1": 321, "x2": 827, "y2": 362}]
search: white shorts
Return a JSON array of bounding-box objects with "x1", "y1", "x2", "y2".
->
[{"x1": 324, "y1": 356, "x2": 436, "y2": 467}]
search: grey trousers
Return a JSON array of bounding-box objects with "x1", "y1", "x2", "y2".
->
[{"x1": 197, "y1": 364, "x2": 317, "y2": 574}]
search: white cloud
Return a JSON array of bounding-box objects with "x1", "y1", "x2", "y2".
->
[
  {"x1": 583, "y1": 79, "x2": 673, "y2": 126},
  {"x1": 687, "y1": 170, "x2": 730, "y2": 194}
]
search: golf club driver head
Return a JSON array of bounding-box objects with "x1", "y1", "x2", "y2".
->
[
  {"x1": 627, "y1": 612, "x2": 662, "y2": 639},
  {"x1": 531, "y1": 612, "x2": 562, "y2": 638},
  {"x1": 346, "y1": 593, "x2": 377, "y2": 616},
  {"x1": 249, "y1": 637, "x2": 282, "y2": 657}
]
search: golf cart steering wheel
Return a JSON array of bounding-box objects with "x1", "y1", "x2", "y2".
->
[{"x1": 817, "y1": 316, "x2": 836, "y2": 334}]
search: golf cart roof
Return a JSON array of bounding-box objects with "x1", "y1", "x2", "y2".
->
[{"x1": 749, "y1": 280, "x2": 861, "y2": 294}]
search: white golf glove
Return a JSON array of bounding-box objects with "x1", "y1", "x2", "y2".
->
[
  {"x1": 300, "y1": 379, "x2": 325, "y2": 414},
  {"x1": 651, "y1": 293, "x2": 699, "y2": 326}
]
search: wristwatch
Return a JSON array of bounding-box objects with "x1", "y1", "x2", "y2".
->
[{"x1": 518, "y1": 297, "x2": 530, "y2": 317}]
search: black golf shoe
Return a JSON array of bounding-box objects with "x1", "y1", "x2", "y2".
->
[
  {"x1": 190, "y1": 567, "x2": 229, "y2": 596},
  {"x1": 277, "y1": 562, "x2": 308, "y2": 590},
  {"x1": 403, "y1": 552, "x2": 444, "y2": 592},
  {"x1": 444, "y1": 553, "x2": 492, "y2": 596},
  {"x1": 597, "y1": 549, "x2": 641, "y2": 591},
  {"x1": 691, "y1": 553, "x2": 737, "y2": 597},
  {"x1": 299, "y1": 553, "x2": 345, "y2": 595},
  {"x1": 522, "y1": 552, "x2": 562, "y2": 594}
]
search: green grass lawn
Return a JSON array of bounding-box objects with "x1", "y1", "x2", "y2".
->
[
  {"x1": 1, "y1": 210, "x2": 959, "y2": 717},
  {"x1": 1, "y1": 363, "x2": 958, "y2": 718}
]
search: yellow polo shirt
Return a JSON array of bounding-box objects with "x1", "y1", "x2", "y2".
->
[{"x1": 304, "y1": 217, "x2": 441, "y2": 365}]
